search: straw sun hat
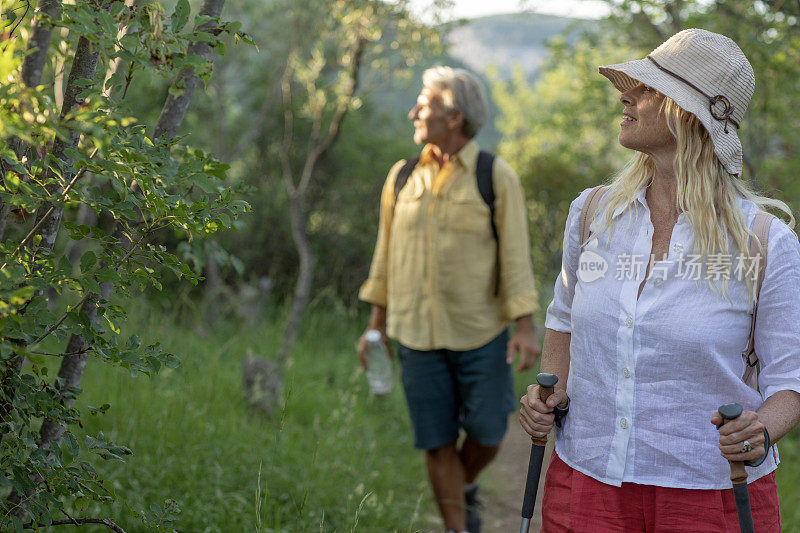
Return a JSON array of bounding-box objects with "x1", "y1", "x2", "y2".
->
[{"x1": 599, "y1": 28, "x2": 755, "y2": 176}]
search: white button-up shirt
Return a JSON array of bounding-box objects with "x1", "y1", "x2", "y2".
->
[{"x1": 545, "y1": 186, "x2": 800, "y2": 489}]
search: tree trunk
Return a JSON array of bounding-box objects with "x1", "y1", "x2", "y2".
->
[
  {"x1": 203, "y1": 245, "x2": 222, "y2": 323},
  {"x1": 153, "y1": 0, "x2": 226, "y2": 140},
  {"x1": 39, "y1": 281, "x2": 113, "y2": 447},
  {"x1": 20, "y1": 0, "x2": 63, "y2": 88},
  {"x1": 276, "y1": 191, "x2": 316, "y2": 364},
  {"x1": 7, "y1": 281, "x2": 112, "y2": 519},
  {"x1": 31, "y1": 26, "x2": 109, "y2": 253},
  {"x1": 0, "y1": 0, "x2": 63, "y2": 236},
  {"x1": 0, "y1": 12, "x2": 112, "y2": 428},
  {"x1": 274, "y1": 36, "x2": 364, "y2": 363}
]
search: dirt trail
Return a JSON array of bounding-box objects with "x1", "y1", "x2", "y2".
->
[{"x1": 480, "y1": 414, "x2": 553, "y2": 533}]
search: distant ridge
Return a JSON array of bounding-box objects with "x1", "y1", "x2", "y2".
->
[{"x1": 447, "y1": 12, "x2": 585, "y2": 79}]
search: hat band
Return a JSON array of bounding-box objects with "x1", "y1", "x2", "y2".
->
[{"x1": 646, "y1": 55, "x2": 740, "y2": 134}]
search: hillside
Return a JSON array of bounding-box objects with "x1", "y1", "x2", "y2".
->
[
  {"x1": 366, "y1": 12, "x2": 586, "y2": 151},
  {"x1": 447, "y1": 12, "x2": 583, "y2": 79}
]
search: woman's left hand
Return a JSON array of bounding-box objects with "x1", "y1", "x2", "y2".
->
[{"x1": 710, "y1": 409, "x2": 767, "y2": 463}]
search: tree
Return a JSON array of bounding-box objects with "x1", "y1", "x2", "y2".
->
[
  {"x1": 273, "y1": 0, "x2": 444, "y2": 364},
  {"x1": 0, "y1": 0, "x2": 251, "y2": 529},
  {"x1": 493, "y1": 34, "x2": 635, "y2": 293},
  {"x1": 494, "y1": 1, "x2": 800, "y2": 296},
  {"x1": 602, "y1": 0, "x2": 800, "y2": 201}
]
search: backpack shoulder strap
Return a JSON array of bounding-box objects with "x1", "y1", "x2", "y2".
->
[
  {"x1": 742, "y1": 211, "x2": 775, "y2": 390},
  {"x1": 393, "y1": 155, "x2": 420, "y2": 206},
  {"x1": 475, "y1": 151, "x2": 495, "y2": 208},
  {"x1": 579, "y1": 185, "x2": 611, "y2": 253},
  {"x1": 476, "y1": 151, "x2": 500, "y2": 296}
]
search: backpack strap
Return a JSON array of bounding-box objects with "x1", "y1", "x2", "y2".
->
[
  {"x1": 742, "y1": 211, "x2": 774, "y2": 390},
  {"x1": 579, "y1": 185, "x2": 611, "y2": 253},
  {"x1": 476, "y1": 151, "x2": 499, "y2": 296},
  {"x1": 393, "y1": 155, "x2": 421, "y2": 206}
]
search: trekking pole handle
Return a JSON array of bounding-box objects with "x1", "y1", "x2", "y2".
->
[
  {"x1": 717, "y1": 403, "x2": 748, "y2": 485},
  {"x1": 531, "y1": 373, "x2": 558, "y2": 446}
]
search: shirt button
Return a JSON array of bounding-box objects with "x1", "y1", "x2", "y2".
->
[
  {"x1": 673, "y1": 242, "x2": 684, "y2": 253},
  {"x1": 654, "y1": 277, "x2": 664, "y2": 288},
  {"x1": 620, "y1": 418, "x2": 628, "y2": 429},
  {"x1": 622, "y1": 367, "x2": 630, "y2": 378},
  {"x1": 625, "y1": 316, "x2": 633, "y2": 328}
]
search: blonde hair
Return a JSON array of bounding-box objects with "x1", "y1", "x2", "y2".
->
[
  {"x1": 422, "y1": 66, "x2": 488, "y2": 138},
  {"x1": 596, "y1": 97, "x2": 794, "y2": 301}
]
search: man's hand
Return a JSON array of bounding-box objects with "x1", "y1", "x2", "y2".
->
[
  {"x1": 357, "y1": 305, "x2": 392, "y2": 370},
  {"x1": 506, "y1": 314, "x2": 541, "y2": 372},
  {"x1": 357, "y1": 328, "x2": 393, "y2": 370}
]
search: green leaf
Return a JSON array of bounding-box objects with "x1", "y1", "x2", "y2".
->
[
  {"x1": 171, "y1": 0, "x2": 190, "y2": 33},
  {"x1": 96, "y1": 268, "x2": 119, "y2": 283},
  {"x1": 188, "y1": 174, "x2": 219, "y2": 193},
  {"x1": 80, "y1": 250, "x2": 97, "y2": 272},
  {"x1": 75, "y1": 495, "x2": 91, "y2": 511},
  {"x1": 63, "y1": 431, "x2": 80, "y2": 457},
  {"x1": 9, "y1": 286, "x2": 34, "y2": 305}
]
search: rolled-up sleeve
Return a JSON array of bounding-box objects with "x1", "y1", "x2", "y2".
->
[
  {"x1": 358, "y1": 161, "x2": 403, "y2": 307},
  {"x1": 493, "y1": 158, "x2": 538, "y2": 320},
  {"x1": 753, "y1": 220, "x2": 800, "y2": 400},
  {"x1": 544, "y1": 189, "x2": 593, "y2": 333}
]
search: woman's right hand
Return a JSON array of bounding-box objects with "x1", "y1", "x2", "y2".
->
[{"x1": 519, "y1": 384, "x2": 568, "y2": 440}]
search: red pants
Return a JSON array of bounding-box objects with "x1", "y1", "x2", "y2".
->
[{"x1": 541, "y1": 451, "x2": 781, "y2": 532}]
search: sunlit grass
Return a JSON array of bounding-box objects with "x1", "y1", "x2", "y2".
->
[
  {"x1": 35, "y1": 301, "x2": 800, "y2": 531},
  {"x1": 64, "y1": 305, "x2": 435, "y2": 532}
]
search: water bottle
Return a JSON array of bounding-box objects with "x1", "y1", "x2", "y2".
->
[{"x1": 364, "y1": 329, "x2": 393, "y2": 395}]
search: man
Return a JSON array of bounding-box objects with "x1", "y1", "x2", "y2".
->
[{"x1": 357, "y1": 66, "x2": 540, "y2": 533}]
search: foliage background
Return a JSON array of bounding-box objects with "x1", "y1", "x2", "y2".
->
[{"x1": 2, "y1": 0, "x2": 800, "y2": 531}]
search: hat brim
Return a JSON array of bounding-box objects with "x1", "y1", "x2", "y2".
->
[{"x1": 599, "y1": 58, "x2": 743, "y2": 176}]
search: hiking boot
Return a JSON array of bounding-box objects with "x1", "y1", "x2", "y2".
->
[{"x1": 464, "y1": 484, "x2": 482, "y2": 533}]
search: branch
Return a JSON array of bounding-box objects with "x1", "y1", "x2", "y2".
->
[
  {"x1": 279, "y1": 51, "x2": 297, "y2": 195},
  {"x1": 31, "y1": 232, "x2": 146, "y2": 346},
  {"x1": 297, "y1": 35, "x2": 365, "y2": 194},
  {"x1": 1, "y1": 147, "x2": 99, "y2": 270},
  {"x1": 23, "y1": 517, "x2": 126, "y2": 532},
  {"x1": 31, "y1": 348, "x2": 90, "y2": 357},
  {"x1": 153, "y1": 0, "x2": 227, "y2": 140},
  {"x1": 7, "y1": 0, "x2": 31, "y2": 40}
]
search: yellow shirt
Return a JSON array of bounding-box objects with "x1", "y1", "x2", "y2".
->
[{"x1": 358, "y1": 140, "x2": 538, "y2": 351}]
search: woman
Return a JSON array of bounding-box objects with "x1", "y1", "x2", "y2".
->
[{"x1": 520, "y1": 29, "x2": 800, "y2": 531}]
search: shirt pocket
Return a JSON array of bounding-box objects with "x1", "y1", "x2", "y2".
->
[{"x1": 443, "y1": 192, "x2": 490, "y2": 236}]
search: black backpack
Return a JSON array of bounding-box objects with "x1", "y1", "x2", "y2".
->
[{"x1": 392, "y1": 151, "x2": 500, "y2": 296}]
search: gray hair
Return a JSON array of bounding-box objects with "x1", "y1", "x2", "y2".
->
[{"x1": 422, "y1": 66, "x2": 489, "y2": 139}]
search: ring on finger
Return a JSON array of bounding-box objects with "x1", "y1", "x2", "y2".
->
[{"x1": 741, "y1": 440, "x2": 752, "y2": 453}]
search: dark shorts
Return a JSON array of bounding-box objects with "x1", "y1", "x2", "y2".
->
[{"x1": 397, "y1": 330, "x2": 516, "y2": 450}]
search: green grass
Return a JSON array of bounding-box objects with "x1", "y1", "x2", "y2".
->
[
  {"x1": 62, "y1": 306, "x2": 436, "y2": 532},
  {"x1": 33, "y1": 302, "x2": 800, "y2": 531},
  {"x1": 776, "y1": 431, "x2": 800, "y2": 528}
]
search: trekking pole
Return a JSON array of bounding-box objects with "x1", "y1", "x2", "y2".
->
[
  {"x1": 520, "y1": 372, "x2": 558, "y2": 533},
  {"x1": 717, "y1": 403, "x2": 755, "y2": 533}
]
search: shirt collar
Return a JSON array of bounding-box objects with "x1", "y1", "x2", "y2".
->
[
  {"x1": 418, "y1": 139, "x2": 479, "y2": 171},
  {"x1": 611, "y1": 185, "x2": 649, "y2": 219}
]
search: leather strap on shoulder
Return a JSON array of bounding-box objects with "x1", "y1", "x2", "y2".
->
[
  {"x1": 742, "y1": 211, "x2": 774, "y2": 389},
  {"x1": 579, "y1": 185, "x2": 611, "y2": 253}
]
